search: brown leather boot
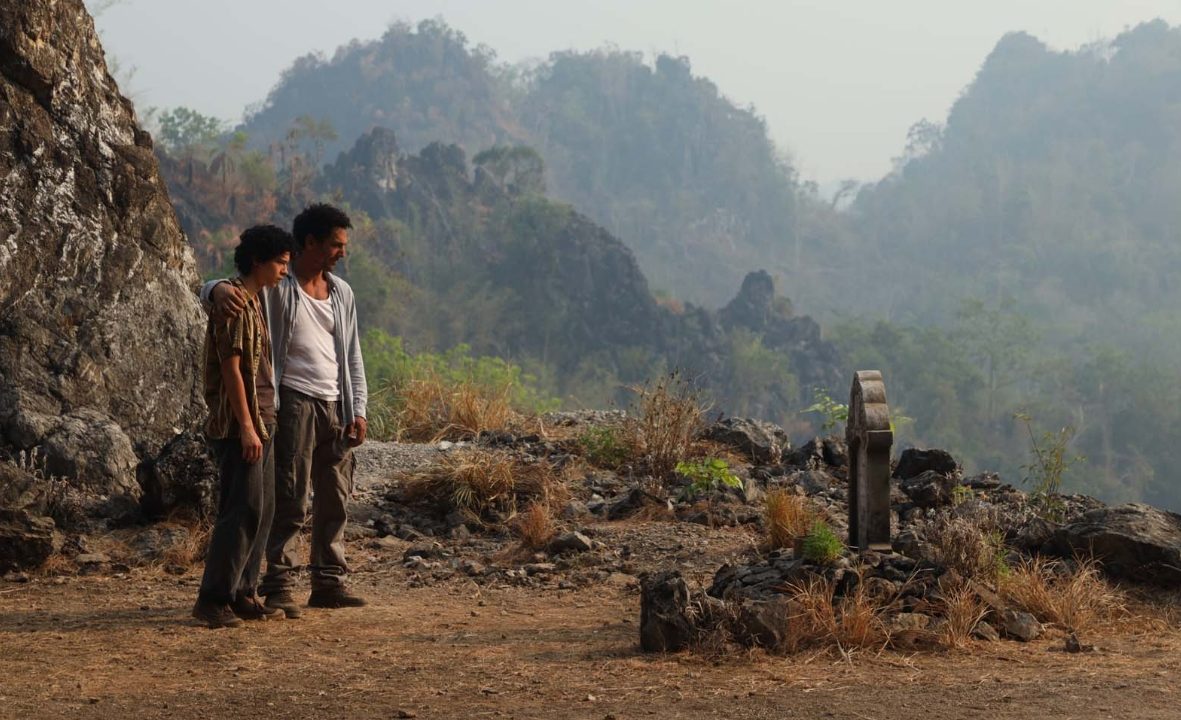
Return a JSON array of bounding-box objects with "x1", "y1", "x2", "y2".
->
[
  {"x1": 263, "y1": 590, "x2": 303, "y2": 619},
  {"x1": 231, "y1": 593, "x2": 283, "y2": 621},
  {"x1": 308, "y1": 586, "x2": 368, "y2": 608},
  {"x1": 192, "y1": 598, "x2": 243, "y2": 629}
]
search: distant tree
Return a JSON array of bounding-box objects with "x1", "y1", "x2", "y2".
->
[
  {"x1": 473, "y1": 145, "x2": 546, "y2": 195},
  {"x1": 210, "y1": 131, "x2": 248, "y2": 191},
  {"x1": 291, "y1": 115, "x2": 338, "y2": 166},
  {"x1": 954, "y1": 298, "x2": 1037, "y2": 428},
  {"x1": 157, "y1": 107, "x2": 223, "y2": 154}
]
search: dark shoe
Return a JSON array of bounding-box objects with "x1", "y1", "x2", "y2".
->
[
  {"x1": 192, "y1": 598, "x2": 243, "y2": 629},
  {"x1": 231, "y1": 593, "x2": 283, "y2": 621},
  {"x1": 308, "y1": 586, "x2": 368, "y2": 609},
  {"x1": 263, "y1": 591, "x2": 303, "y2": 619}
]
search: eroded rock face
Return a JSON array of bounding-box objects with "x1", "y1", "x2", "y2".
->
[
  {"x1": 702, "y1": 417, "x2": 788, "y2": 465},
  {"x1": 0, "y1": 508, "x2": 60, "y2": 572},
  {"x1": 639, "y1": 570, "x2": 696, "y2": 652},
  {"x1": 0, "y1": 1, "x2": 204, "y2": 505},
  {"x1": 1046, "y1": 503, "x2": 1181, "y2": 586}
]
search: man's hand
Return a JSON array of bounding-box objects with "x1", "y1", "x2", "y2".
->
[
  {"x1": 240, "y1": 426, "x2": 263, "y2": 464},
  {"x1": 346, "y1": 417, "x2": 368, "y2": 447},
  {"x1": 211, "y1": 281, "x2": 248, "y2": 322}
]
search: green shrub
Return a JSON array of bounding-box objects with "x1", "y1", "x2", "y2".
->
[
  {"x1": 801, "y1": 521, "x2": 844, "y2": 564},
  {"x1": 578, "y1": 425, "x2": 629, "y2": 468},
  {"x1": 802, "y1": 387, "x2": 848, "y2": 432},
  {"x1": 362, "y1": 329, "x2": 559, "y2": 440},
  {"x1": 675, "y1": 458, "x2": 742, "y2": 500},
  {"x1": 1014, "y1": 412, "x2": 1083, "y2": 520}
]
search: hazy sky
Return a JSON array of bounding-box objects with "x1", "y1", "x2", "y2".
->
[{"x1": 91, "y1": 0, "x2": 1181, "y2": 185}]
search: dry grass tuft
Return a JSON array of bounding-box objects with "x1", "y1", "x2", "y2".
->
[
  {"x1": 926, "y1": 514, "x2": 1007, "y2": 582},
  {"x1": 785, "y1": 576, "x2": 838, "y2": 646},
  {"x1": 764, "y1": 489, "x2": 816, "y2": 550},
  {"x1": 402, "y1": 449, "x2": 567, "y2": 521},
  {"x1": 939, "y1": 580, "x2": 988, "y2": 648},
  {"x1": 34, "y1": 552, "x2": 77, "y2": 577},
  {"x1": 159, "y1": 520, "x2": 213, "y2": 568},
  {"x1": 783, "y1": 572, "x2": 892, "y2": 652},
  {"x1": 511, "y1": 502, "x2": 556, "y2": 550},
  {"x1": 623, "y1": 373, "x2": 707, "y2": 479},
  {"x1": 1001, "y1": 555, "x2": 1124, "y2": 633},
  {"x1": 834, "y1": 577, "x2": 891, "y2": 649},
  {"x1": 394, "y1": 372, "x2": 518, "y2": 442}
]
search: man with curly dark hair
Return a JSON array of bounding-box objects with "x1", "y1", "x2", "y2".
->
[
  {"x1": 192, "y1": 224, "x2": 293, "y2": 628},
  {"x1": 202, "y1": 204, "x2": 368, "y2": 616}
]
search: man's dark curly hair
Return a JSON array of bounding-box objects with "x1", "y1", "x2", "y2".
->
[
  {"x1": 292, "y1": 203, "x2": 352, "y2": 248},
  {"x1": 234, "y1": 224, "x2": 294, "y2": 276}
]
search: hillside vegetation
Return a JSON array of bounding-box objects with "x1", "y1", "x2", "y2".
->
[{"x1": 156, "y1": 19, "x2": 1181, "y2": 509}]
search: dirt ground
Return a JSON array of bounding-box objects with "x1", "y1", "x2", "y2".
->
[{"x1": 2, "y1": 536, "x2": 1180, "y2": 720}]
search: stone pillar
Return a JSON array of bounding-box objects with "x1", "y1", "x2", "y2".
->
[{"x1": 846, "y1": 371, "x2": 893, "y2": 552}]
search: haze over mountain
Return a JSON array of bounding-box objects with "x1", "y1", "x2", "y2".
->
[
  {"x1": 93, "y1": 3, "x2": 1181, "y2": 510},
  {"x1": 90, "y1": 0, "x2": 1181, "y2": 185}
]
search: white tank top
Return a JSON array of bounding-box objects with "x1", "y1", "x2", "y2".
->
[{"x1": 281, "y1": 283, "x2": 340, "y2": 400}]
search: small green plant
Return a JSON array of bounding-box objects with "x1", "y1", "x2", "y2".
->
[
  {"x1": 801, "y1": 520, "x2": 844, "y2": 564},
  {"x1": 1014, "y1": 413, "x2": 1083, "y2": 519},
  {"x1": 578, "y1": 425, "x2": 629, "y2": 468},
  {"x1": 987, "y1": 529, "x2": 1012, "y2": 580},
  {"x1": 676, "y1": 458, "x2": 742, "y2": 500},
  {"x1": 951, "y1": 484, "x2": 973, "y2": 507},
  {"x1": 802, "y1": 387, "x2": 848, "y2": 432}
]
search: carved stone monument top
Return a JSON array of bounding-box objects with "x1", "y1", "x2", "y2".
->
[{"x1": 846, "y1": 371, "x2": 893, "y2": 552}]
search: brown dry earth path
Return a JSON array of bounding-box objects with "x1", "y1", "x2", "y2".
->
[{"x1": 1, "y1": 566, "x2": 1179, "y2": 720}]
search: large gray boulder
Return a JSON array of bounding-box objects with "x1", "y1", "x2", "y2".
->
[
  {"x1": 893, "y1": 448, "x2": 960, "y2": 480},
  {"x1": 702, "y1": 417, "x2": 788, "y2": 464},
  {"x1": 1046, "y1": 503, "x2": 1181, "y2": 586},
  {"x1": 0, "y1": 0, "x2": 205, "y2": 509}
]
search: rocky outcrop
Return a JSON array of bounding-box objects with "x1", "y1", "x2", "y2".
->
[
  {"x1": 702, "y1": 417, "x2": 788, "y2": 465},
  {"x1": 319, "y1": 130, "x2": 843, "y2": 415},
  {"x1": 1045, "y1": 503, "x2": 1181, "y2": 586},
  {"x1": 0, "y1": 0, "x2": 205, "y2": 508},
  {"x1": 894, "y1": 448, "x2": 961, "y2": 480},
  {"x1": 0, "y1": 508, "x2": 60, "y2": 572},
  {"x1": 639, "y1": 570, "x2": 697, "y2": 652}
]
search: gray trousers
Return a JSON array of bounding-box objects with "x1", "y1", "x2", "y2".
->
[
  {"x1": 260, "y1": 387, "x2": 354, "y2": 595},
  {"x1": 198, "y1": 428, "x2": 275, "y2": 604}
]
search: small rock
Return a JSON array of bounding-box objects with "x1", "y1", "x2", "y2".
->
[
  {"x1": 899, "y1": 470, "x2": 957, "y2": 508},
  {"x1": 562, "y1": 501, "x2": 589, "y2": 520},
  {"x1": 1000, "y1": 609, "x2": 1043, "y2": 642},
  {"x1": 75, "y1": 553, "x2": 110, "y2": 565},
  {"x1": 395, "y1": 711, "x2": 417, "y2": 719},
  {"x1": 368, "y1": 535, "x2": 402, "y2": 551},
  {"x1": 403, "y1": 544, "x2": 446, "y2": 562},
  {"x1": 972, "y1": 620, "x2": 1000, "y2": 642},
  {"x1": 1065, "y1": 632, "x2": 1095, "y2": 653},
  {"x1": 548, "y1": 531, "x2": 594, "y2": 555},
  {"x1": 2, "y1": 571, "x2": 29, "y2": 583},
  {"x1": 605, "y1": 572, "x2": 638, "y2": 589},
  {"x1": 965, "y1": 472, "x2": 1002, "y2": 490},
  {"x1": 343, "y1": 523, "x2": 377, "y2": 541},
  {"x1": 890, "y1": 612, "x2": 933, "y2": 632}
]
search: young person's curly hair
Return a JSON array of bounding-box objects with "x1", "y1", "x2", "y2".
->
[
  {"x1": 292, "y1": 203, "x2": 352, "y2": 248},
  {"x1": 233, "y1": 224, "x2": 294, "y2": 276}
]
